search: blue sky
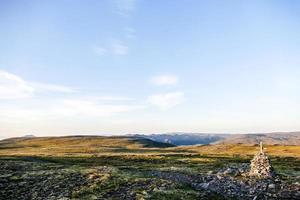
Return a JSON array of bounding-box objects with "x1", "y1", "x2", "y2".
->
[{"x1": 1, "y1": 0, "x2": 300, "y2": 137}]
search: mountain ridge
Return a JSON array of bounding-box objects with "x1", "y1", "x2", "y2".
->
[{"x1": 130, "y1": 132, "x2": 300, "y2": 146}]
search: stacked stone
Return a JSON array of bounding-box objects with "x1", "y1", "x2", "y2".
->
[{"x1": 249, "y1": 142, "x2": 274, "y2": 178}]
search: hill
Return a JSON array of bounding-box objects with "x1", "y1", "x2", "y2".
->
[
  {"x1": 177, "y1": 143, "x2": 300, "y2": 157},
  {"x1": 130, "y1": 133, "x2": 229, "y2": 145},
  {"x1": 0, "y1": 135, "x2": 174, "y2": 156},
  {"x1": 218, "y1": 132, "x2": 300, "y2": 145},
  {"x1": 133, "y1": 132, "x2": 300, "y2": 146}
]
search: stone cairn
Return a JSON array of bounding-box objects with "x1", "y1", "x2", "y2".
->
[{"x1": 249, "y1": 142, "x2": 274, "y2": 178}]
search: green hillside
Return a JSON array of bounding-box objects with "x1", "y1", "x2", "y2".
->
[{"x1": 0, "y1": 136, "x2": 174, "y2": 156}]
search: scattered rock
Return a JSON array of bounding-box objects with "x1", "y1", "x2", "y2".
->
[
  {"x1": 149, "y1": 166, "x2": 300, "y2": 200},
  {"x1": 268, "y1": 183, "x2": 276, "y2": 189},
  {"x1": 199, "y1": 182, "x2": 210, "y2": 189},
  {"x1": 207, "y1": 170, "x2": 213, "y2": 175}
]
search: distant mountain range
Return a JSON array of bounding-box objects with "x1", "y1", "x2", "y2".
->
[
  {"x1": 3, "y1": 132, "x2": 300, "y2": 147},
  {"x1": 130, "y1": 133, "x2": 228, "y2": 146},
  {"x1": 130, "y1": 132, "x2": 300, "y2": 146}
]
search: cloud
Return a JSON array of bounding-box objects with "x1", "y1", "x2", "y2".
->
[
  {"x1": 0, "y1": 70, "x2": 74, "y2": 99},
  {"x1": 125, "y1": 27, "x2": 136, "y2": 39},
  {"x1": 148, "y1": 92, "x2": 184, "y2": 110},
  {"x1": 30, "y1": 82, "x2": 74, "y2": 93},
  {"x1": 150, "y1": 75, "x2": 179, "y2": 86},
  {"x1": 0, "y1": 70, "x2": 34, "y2": 99},
  {"x1": 0, "y1": 70, "x2": 140, "y2": 121},
  {"x1": 114, "y1": 0, "x2": 138, "y2": 17},
  {"x1": 93, "y1": 46, "x2": 107, "y2": 56},
  {"x1": 0, "y1": 98, "x2": 144, "y2": 123},
  {"x1": 60, "y1": 99, "x2": 143, "y2": 116},
  {"x1": 111, "y1": 40, "x2": 129, "y2": 55},
  {"x1": 90, "y1": 96, "x2": 132, "y2": 101},
  {"x1": 93, "y1": 40, "x2": 129, "y2": 56}
]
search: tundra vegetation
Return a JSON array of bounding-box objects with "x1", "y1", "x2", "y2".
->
[{"x1": 0, "y1": 136, "x2": 299, "y2": 199}]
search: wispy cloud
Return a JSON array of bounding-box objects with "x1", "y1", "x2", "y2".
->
[
  {"x1": 93, "y1": 40, "x2": 129, "y2": 56},
  {"x1": 114, "y1": 0, "x2": 138, "y2": 17},
  {"x1": 0, "y1": 98, "x2": 144, "y2": 122},
  {"x1": 0, "y1": 70, "x2": 142, "y2": 126},
  {"x1": 0, "y1": 70, "x2": 74, "y2": 99},
  {"x1": 0, "y1": 70, "x2": 34, "y2": 99},
  {"x1": 93, "y1": 46, "x2": 107, "y2": 56},
  {"x1": 148, "y1": 92, "x2": 184, "y2": 110},
  {"x1": 111, "y1": 40, "x2": 129, "y2": 55},
  {"x1": 150, "y1": 75, "x2": 179, "y2": 86},
  {"x1": 30, "y1": 82, "x2": 74, "y2": 93},
  {"x1": 125, "y1": 27, "x2": 136, "y2": 39},
  {"x1": 60, "y1": 99, "x2": 143, "y2": 117},
  {"x1": 90, "y1": 96, "x2": 133, "y2": 101}
]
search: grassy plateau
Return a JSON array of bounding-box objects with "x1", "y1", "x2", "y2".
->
[{"x1": 0, "y1": 136, "x2": 299, "y2": 200}]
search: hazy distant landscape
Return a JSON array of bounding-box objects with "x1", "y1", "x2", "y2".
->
[{"x1": 133, "y1": 132, "x2": 300, "y2": 146}]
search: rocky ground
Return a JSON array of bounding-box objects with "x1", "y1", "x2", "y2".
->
[
  {"x1": 0, "y1": 160, "x2": 88, "y2": 200},
  {"x1": 150, "y1": 165, "x2": 300, "y2": 200},
  {"x1": 0, "y1": 158, "x2": 299, "y2": 200}
]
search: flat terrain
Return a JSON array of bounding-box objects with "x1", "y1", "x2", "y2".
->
[{"x1": 0, "y1": 136, "x2": 299, "y2": 199}]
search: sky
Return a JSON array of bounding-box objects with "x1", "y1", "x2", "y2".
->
[{"x1": 0, "y1": 0, "x2": 300, "y2": 138}]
